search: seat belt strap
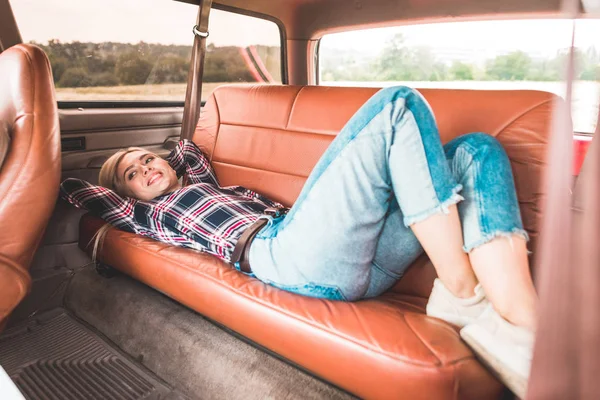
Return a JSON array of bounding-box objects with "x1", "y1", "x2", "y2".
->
[{"x1": 180, "y1": 0, "x2": 213, "y2": 142}]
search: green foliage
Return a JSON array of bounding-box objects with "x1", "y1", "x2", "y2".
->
[
  {"x1": 148, "y1": 55, "x2": 188, "y2": 84},
  {"x1": 47, "y1": 54, "x2": 69, "y2": 83},
  {"x1": 319, "y1": 47, "x2": 378, "y2": 81},
  {"x1": 450, "y1": 62, "x2": 474, "y2": 80},
  {"x1": 34, "y1": 38, "x2": 600, "y2": 86},
  {"x1": 116, "y1": 52, "x2": 153, "y2": 85},
  {"x1": 581, "y1": 65, "x2": 600, "y2": 81},
  {"x1": 204, "y1": 45, "x2": 254, "y2": 82},
  {"x1": 485, "y1": 51, "x2": 531, "y2": 80},
  {"x1": 33, "y1": 40, "x2": 281, "y2": 88},
  {"x1": 58, "y1": 68, "x2": 91, "y2": 87},
  {"x1": 89, "y1": 72, "x2": 119, "y2": 87},
  {"x1": 375, "y1": 34, "x2": 449, "y2": 81},
  {"x1": 320, "y1": 38, "x2": 600, "y2": 83}
]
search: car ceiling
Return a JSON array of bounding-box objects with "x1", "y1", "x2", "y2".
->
[{"x1": 215, "y1": 0, "x2": 579, "y2": 39}]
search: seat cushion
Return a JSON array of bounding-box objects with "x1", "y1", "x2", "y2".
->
[
  {"x1": 79, "y1": 85, "x2": 558, "y2": 399},
  {"x1": 80, "y1": 214, "x2": 501, "y2": 400}
]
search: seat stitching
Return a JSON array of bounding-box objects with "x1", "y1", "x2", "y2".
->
[
  {"x1": 0, "y1": 46, "x2": 36, "y2": 208},
  {"x1": 285, "y1": 86, "x2": 304, "y2": 129},
  {"x1": 211, "y1": 160, "x2": 310, "y2": 179},
  {"x1": 220, "y1": 120, "x2": 337, "y2": 136},
  {"x1": 452, "y1": 363, "x2": 460, "y2": 400},
  {"x1": 208, "y1": 93, "x2": 222, "y2": 164},
  {"x1": 403, "y1": 313, "x2": 442, "y2": 366},
  {"x1": 493, "y1": 97, "x2": 554, "y2": 138}
]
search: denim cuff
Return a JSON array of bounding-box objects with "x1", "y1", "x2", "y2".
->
[
  {"x1": 463, "y1": 228, "x2": 530, "y2": 253},
  {"x1": 403, "y1": 184, "x2": 464, "y2": 227}
]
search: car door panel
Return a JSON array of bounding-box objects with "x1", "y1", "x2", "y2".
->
[{"x1": 10, "y1": 107, "x2": 183, "y2": 322}]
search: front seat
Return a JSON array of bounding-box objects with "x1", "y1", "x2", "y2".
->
[{"x1": 0, "y1": 44, "x2": 61, "y2": 330}]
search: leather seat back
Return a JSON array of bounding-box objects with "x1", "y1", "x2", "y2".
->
[
  {"x1": 0, "y1": 44, "x2": 61, "y2": 328},
  {"x1": 194, "y1": 85, "x2": 557, "y2": 297}
]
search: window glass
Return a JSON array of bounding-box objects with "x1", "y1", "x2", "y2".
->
[
  {"x1": 319, "y1": 20, "x2": 600, "y2": 133},
  {"x1": 9, "y1": 0, "x2": 281, "y2": 103}
]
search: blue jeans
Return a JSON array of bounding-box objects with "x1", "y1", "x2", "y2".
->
[{"x1": 245, "y1": 86, "x2": 528, "y2": 301}]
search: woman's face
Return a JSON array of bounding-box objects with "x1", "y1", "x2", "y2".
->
[{"x1": 116, "y1": 150, "x2": 180, "y2": 201}]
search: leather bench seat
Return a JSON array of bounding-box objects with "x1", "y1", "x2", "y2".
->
[{"x1": 79, "y1": 85, "x2": 556, "y2": 399}]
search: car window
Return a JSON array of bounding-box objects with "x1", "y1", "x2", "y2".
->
[
  {"x1": 9, "y1": 0, "x2": 282, "y2": 105},
  {"x1": 319, "y1": 19, "x2": 600, "y2": 134}
]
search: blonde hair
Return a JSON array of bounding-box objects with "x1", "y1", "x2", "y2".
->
[
  {"x1": 92, "y1": 146, "x2": 146, "y2": 263},
  {"x1": 89, "y1": 223, "x2": 113, "y2": 264},
  {"x1": 98, "y1": 146, "x2": 146, "y2": 197}
]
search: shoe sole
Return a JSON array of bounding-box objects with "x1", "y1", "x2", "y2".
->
[{"x1": 461, "y1": 328, "x2": 527, "y2": 399}]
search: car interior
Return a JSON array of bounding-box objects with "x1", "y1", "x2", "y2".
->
[{"x1": 0, "y1": 0, "x2": 598, "y2": 399}]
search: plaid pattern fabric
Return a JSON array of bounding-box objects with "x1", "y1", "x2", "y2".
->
[{"x1": 60, "y1": 140, "x2": 283, "y2": 261}]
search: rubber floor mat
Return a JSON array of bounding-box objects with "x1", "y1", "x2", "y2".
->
[{"x1": 0, "y1": 309, "x2": 179, "y2": 400}]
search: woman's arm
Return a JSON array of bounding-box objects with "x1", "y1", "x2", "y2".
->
[
  {"x1": 60, "y1": 178, "x2": 138, "y2": 232},
  {"x1": 167, "y1": 140, "x2": 284, "y2": 208},
  {"x1": 167, "y1": 139, "x2": 219, "y2": 186}
]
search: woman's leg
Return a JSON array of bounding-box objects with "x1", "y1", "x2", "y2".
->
[
  {"x1": 442, "y1": 132, "x2": 537, "y2": 330},
  {"x1": 249, "y1": 86, "x2": 462, "y2": 301},
  {"x1": 363, "y1": 199, "x2": 423, "y2": 298},
  {"x1": 470, "y1": 238, "x2": 537, "y2": 330},
  {"x1": 411, "y1": 205, "x2": 479, "y2": 298},
  {"x1": 441, "y1": 133, "x2": 536, "y2": 398}
]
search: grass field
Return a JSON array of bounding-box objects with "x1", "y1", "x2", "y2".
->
[{"x1": 55, "y1": 82, "x2": 234, "y2": 102}]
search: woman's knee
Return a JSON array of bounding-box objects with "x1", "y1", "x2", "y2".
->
[
  {"x1": 446, "y1": 132, "x2": 510, "y2": 166},
  {"x1": 371, "y1": 85, "x2": 424, "y2": 109}
]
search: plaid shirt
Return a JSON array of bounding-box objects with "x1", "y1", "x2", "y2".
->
[{"x1": 60, "y1": 140, "x2": 283, "y2": 262}]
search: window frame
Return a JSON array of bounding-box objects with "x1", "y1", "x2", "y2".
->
[{"x1": 11, "y1": 0, "x2": 287, "y2": 109}]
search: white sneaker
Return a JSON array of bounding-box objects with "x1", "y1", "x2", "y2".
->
[
  {"x1": 426, "y1": 278, "x2": 489, "y2": 328},
  {"x1": 460, "y1": 306, "x2": 534, "y2": 399}
]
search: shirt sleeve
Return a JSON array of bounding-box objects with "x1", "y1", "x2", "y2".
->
[
  {"x1": 60, "y1": 178, "x2": 137, "y2": 233},
  {"x1": 167, "y1": 139, "x2": 219, "y2": 186}
]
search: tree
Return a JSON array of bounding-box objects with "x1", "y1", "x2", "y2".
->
[
  {"x1": 47, "y1": 54, "x2": 69, "y2": 83},
  {"x1": 147, "y1": 55, "x2": 188, "y2": 84},
  {"x1": 580, "y1": 65, "x2": 600, "y2": 81},
  {"x1": 449, "y1": 61, "x2": 474, "y2": 80},
  {"x1": 377, "y1": 33, "x2": 418, "y2": 80},
  {"x1": 375, "y1": 34, "x2": 447, "y2": 81},
  {"x1": 203, "y1": 46, "x2": 254, "y2": 82},
  {"x1": 89, "y1": 72, "x2": 119, "y2": 87},
  {"x1": 57, "y1": 68, "x2": 91, "y2": 88},
  {"x1": 578, "y1": 47, "x2": 600, "y2": 81},
  {"x1": 115, "y1": 52, "x2": 153, "y2": 85},
  {"x1": 485, "y1": 51, "x2": 532, "y2": 80}
]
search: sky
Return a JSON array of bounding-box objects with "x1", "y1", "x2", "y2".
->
[
  {"x1": 9, "y1": 0, "x2": 600, "y2": 58},
  {"x1": 9, "y1": 0, "x2": 281, "y2": 47},
  {"x1": 322, "y1": 19, "x2": 600, "y2": 60}
]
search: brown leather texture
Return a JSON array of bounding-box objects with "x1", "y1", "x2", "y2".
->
[
  {"x1": 0, "y1": 44, "x2": 61, "y2": 326},
  {"x1": 80, "y1": 85, "x2": 557, "y2": 399}
]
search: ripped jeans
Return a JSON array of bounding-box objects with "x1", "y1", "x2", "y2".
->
[{"x1": 245, "y1": 86, "x2": 528, "y2": 301}]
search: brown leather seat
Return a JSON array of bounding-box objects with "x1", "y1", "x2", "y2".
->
[
  {"x1": 80, "y1": 85, "x2": 556, "y2": 399},
  {"x1": 0, "y1": 44, "x2": 61, "y2": 330}
]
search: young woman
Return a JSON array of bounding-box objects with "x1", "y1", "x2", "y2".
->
[{"x1": 62, "y1": 86, "x2": 538, "y2": 397}]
